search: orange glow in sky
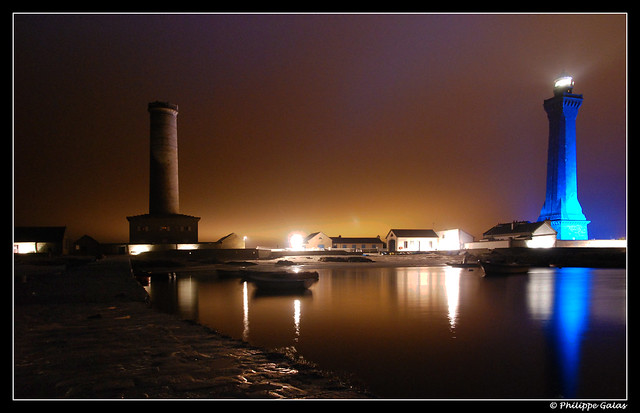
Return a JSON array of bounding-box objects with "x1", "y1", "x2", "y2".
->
[{"x1": 13, "y1": 13, "x2": 627, "y2": 246}]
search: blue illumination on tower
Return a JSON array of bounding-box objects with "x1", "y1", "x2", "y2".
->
[{"x1": 538, "y1": 75, "x2": 590, "y2": 240}]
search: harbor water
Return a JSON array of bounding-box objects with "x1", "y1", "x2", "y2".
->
[{"x1": 144, "y1": 265, "x2": 626, "y2": 399}]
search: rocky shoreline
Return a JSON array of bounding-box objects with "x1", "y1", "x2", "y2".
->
[{"x1": 13, "y1": 256, "x2": 373, "y2": 400}]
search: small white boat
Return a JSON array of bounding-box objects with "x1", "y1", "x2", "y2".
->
[
  {"x1": 480, "y1": 261, "x2": 530, "y2": 276},
  {"x1": 246, "y1": 271, "x2": 319, "y2": 291}
]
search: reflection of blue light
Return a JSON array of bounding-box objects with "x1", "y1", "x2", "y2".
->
[{"x1": 550, "y1": 268, "x2": 592, "y2": 398}]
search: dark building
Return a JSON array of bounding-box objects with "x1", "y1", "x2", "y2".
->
[
  {"x1": 72, "y1": 234, "x2": 101, "y2": 256},
  {"x1": 482, "y1": 221, "x2": 557, "y2": 248},
  {"x1": 14, "y1": 226, "x2": 66, "y2": 255},
  {"x1": 127, "y1": 102, "x2": 200, "y2": 244}
]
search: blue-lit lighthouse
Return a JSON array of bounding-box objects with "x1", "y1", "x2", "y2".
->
[{"x1": 538, "y1": 75, "x2": 590, "y2": 240}]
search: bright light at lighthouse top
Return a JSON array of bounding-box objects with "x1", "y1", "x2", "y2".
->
[{"x1": 553, "y1": 75, "x2": 574, "y2": 94}]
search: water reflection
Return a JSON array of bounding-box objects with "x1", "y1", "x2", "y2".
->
[
  {"x1": 444, "y1": 268, "x2": 461, "y2": 335},
  {"x1": 242, "y1": 281, "x2": 249, "y2": 341},
  {"x1": 177, "y1": 276, "x2": 198, "y2": 320},
  {"x1": 143, "y1": 274, "x2": 199, "y2": 320},
  {"x1": 394, "y1": 267, "x2": 461, "y2": 333},
  {"x1": 143, "y1": 266, "x2": 625, "y2": 398},
  {"x1": 293, "y1": 299, "x2": 301, "y2": 342},
  {"x1": 527, "y1": 268, "x2": 593, "y2": 398}
]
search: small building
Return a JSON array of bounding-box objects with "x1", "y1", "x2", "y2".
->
[
  {"x1": 14, "y1": 226, "x2": 66, "y2": 255},
  {"x1": 476, "y1": 220, "x2": 557, "y2": 248},
  {"x1": 304, "y1": 232, "x2": 333, "y2": 250},
  {"x1": 304, "y1": 232, "x2": 385, "y2": 252},
  {"x1": 386, "y1": 229, "x2": 439, "y2": 252},
  {"x1": 72, "y1": 234, "x2": 101, "y2": 256},
  {"x1": 331, "y1": 236, "x2": 385, "y2": 253},
  {"x1": 436, "y1": 229, "x2": 475, "y2": 251}
]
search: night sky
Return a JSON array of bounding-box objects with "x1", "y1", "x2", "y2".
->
[{"x1": 13, "y1": 13, "x2": 627, "y2": 247}]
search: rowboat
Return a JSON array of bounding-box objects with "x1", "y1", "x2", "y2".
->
[
  {"x1": 480, "y1": 261, "x2": 530, "y2": 276},
  {"x1": 447, "y1": 261, "x2": 480, "y2": 268},
  {"x1": 246, "y1": 271, "x2": 319, "y2": 292},
  {"x1": 447, "y1": 255, "x2": 480, "y2": 268}
]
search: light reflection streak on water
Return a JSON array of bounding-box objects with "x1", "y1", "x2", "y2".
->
[
  {"x1": 527, "y1": 270, "x2": 554, "y2": 321},
  {"x1": 242, "y1": 281, "x2": 249, "y2": 341},
  {"x1": 293, "y1": 299, "x2": 301, "y2": 342},
  {"x1": 177, "y1": 276, "x2": 197, "y2": 320},
  {"x1": 395, "y1": 267, "x2": 461, "y2": 335},
  {"x1": 444, "y1": 268, "x2": 461, "y2": 334}
]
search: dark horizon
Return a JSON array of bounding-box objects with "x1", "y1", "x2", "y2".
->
[{"x1": 13, "y1": 13, "x2": 627, "y2": 247}]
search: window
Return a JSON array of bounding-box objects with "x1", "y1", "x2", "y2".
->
[{"x1": 159, "y1": 226, "x2": 170, "y2": 231}]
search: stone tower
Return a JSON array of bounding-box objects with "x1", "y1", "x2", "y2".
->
[
  {"x1": 148, "y1": 101, "x2": 180, "y2": 215},
  {"x1": 127, "y1": 101, "x2": 200, "y2": 244},
  {"x1": 537, "y1": 76, "x2": 590, "y2": 240}
]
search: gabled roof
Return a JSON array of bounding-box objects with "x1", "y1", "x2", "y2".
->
[
  {"x1": 14, "y1": 226, "x2": 66, "y2": 243},
  {"x1": 217, "y1": 233, "x2": 238, "y2": 243},
  {"x1": 304, "y1": 232, "x2": 321, "y2": 242},
  {"x1": 483, "y1": 221, "x2": 555, "y2": 238},
  {"x1": 387, "y1": 229, "x2": 438, "y2": 238},
  {"x1": 74, "y1": 234, "x2": 100, "y2": 245}
]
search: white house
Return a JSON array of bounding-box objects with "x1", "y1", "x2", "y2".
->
[
  {"x1": 436, "y1": 229, "x2": 475, "y2": 251},
  {"x1": 386, "y1": 229, "x2": 439, "y2": 252}
]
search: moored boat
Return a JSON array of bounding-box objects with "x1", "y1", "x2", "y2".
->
[
  {"x1": 447, "y1": 255, "x2": 480, "y2": 268},
  {"x1": 246, "y1": 271, "x2": 319, "y2": 292},
  {"x1": 480, "y1": 261, "x2": 530, "y2": 276},
  {"x1": 447, "y1": 261, "x2": 480, "y2": 268}
]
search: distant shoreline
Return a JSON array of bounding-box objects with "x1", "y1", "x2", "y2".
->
[{"x1": 126, "y1": 246, "x2": 626, "y2": 274}]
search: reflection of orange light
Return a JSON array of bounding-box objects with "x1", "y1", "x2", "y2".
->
[{"x1": 444, "y1": 268, "x2": 461, "y2": 331}]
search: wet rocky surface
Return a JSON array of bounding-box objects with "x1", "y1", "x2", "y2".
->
[{"x1": 13, "y1": 256, "x2": 372, "y2": 399}]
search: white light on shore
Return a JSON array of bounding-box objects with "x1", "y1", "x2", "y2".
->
[{"x1": 289, "y1": 233, "x2": 304, "y2": 250}]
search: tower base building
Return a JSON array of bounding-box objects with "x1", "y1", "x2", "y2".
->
[{"x1": 127, "y1": 213, "x2": 200, "y2": 244}]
